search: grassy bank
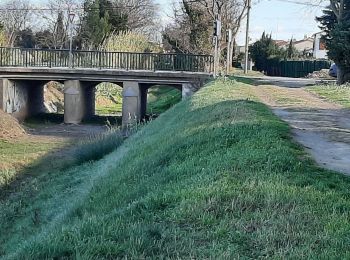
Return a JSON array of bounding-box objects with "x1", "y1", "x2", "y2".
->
[
  {"x1": 147, "y1": 86, "x2": 182, "y2": 114},
  {"x1": 2, "y1": 79, "x2": 350, "y2": 259},
  {"x1": 0, "y1": 138, "x2": 66, "y2": 188},
  {"x1": 307, "y1": 84, "x2": 350, "y2": 107}
]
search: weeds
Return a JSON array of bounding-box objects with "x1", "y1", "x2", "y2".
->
[
  {"x1": 307, "y1": 83, "x2": 350, "y2": 107},
  {"x1": 71, "y1": 128, "x2": 125, "y2": 164},
  {"x1": 0, "y1": 169, "x2": 16, "y2": 187}
]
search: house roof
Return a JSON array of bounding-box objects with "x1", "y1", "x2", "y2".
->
[
  {"x1": 294, "y1": 38, "x2": 314, "y2": 45},
  {"x1": 273, "y1": 40, "x2": 289, "y2": 47}
]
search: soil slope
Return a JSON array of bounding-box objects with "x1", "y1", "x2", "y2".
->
[{"x1": 0, "y1": 110, "x2": 25, "y2": 140}]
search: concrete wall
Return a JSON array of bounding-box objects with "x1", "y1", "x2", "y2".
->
[
  {"x1": 0, "y1": 79, "x2": 44, "y2": 121},
  {"x1": 313, "y1": 33, "x2": 328, "y2": 59}
]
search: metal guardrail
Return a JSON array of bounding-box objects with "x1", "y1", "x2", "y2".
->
[{"x1": 0, "y1": 47, "x2": 214, "y2": 74}]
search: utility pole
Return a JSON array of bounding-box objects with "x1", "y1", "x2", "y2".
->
[
  {"x1": 244, "y1": 0, "x2": 251, "y2": 74},
  {"x1": 213, "y1": 16, "x2": 221, "y2": 78},
  {"x1": 68, "y1": 13, "x2": 75, "y2": 68}
]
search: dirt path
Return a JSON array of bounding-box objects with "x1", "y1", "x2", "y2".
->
[{"x1": 252, "y1": 82, "x2": 350, "y2": 175}]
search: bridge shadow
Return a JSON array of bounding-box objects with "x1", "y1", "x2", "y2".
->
[{"x1": 24, "y1": 113, "x2": 121, "y2": 139}]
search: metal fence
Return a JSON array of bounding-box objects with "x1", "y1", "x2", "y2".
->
[
  {"x1": 0, "y1": 47, "x2": 214, "y2": 73},
  {"x1": 264, "y1": 59, "x2": 332, "y2": 78}
]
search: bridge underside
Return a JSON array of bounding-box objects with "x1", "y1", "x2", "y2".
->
[{"x1": 0, "y1": 68, "x2": 209, "y2": 127}]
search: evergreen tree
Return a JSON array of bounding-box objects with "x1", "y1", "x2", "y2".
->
[
  {"x1": 287, "y1": 39, "x2": 294, "y2": 59},
  {"x1": 79, "y1": 0, "x2": 127, "y2": 49},
  {"x1": 249, "y1": 32, "x2": 285, "y2": 72},
  {"x1": 14, "y1": 28, "x2": 35, "y2": 48},
  {"x1": 54, "y1": 11, "x2": 66, "y2": 49},
  {"x1": 317, "y1": 0, "x2": 350, "y2": 83}
]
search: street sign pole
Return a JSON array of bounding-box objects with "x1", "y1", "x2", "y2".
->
[
  {"x1": 214, "y1": 36, "x2": 218, "y2": 78},
  {"x1": 226, "y1": 29, "x2": 232, "y2": 76}
]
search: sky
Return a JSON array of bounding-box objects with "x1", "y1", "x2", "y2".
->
[{"x1": 155, "y1": 0, "x2": 324, "y2": 45}]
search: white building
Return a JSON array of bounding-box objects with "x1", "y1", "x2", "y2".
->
[{"x1": 313, "y1": 32, "x2": 328, "y2": 59}]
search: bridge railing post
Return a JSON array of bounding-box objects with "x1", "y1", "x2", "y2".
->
[{"x1": 98, "y1": 51, "x2": 102, "y2": 69}]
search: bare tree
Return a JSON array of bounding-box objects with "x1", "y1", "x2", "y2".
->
[
  {"x1": 0, "y1": 0, "x2": 32, "y2": 46},
  {"x1": 36, "y1": 0, "x2": 83, "y2": 49},
  {"x1": 163, "y1": 0, "x2": 249, "y2": 58},
  {"x1": 113, "y1": 0, "x2": 158, "y2": 34}
]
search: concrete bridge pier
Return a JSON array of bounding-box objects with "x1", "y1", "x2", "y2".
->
[
  {"x1": 64, "y1": 80, "x2": 95, "y2": 124},
  {"x1": 122, "y1": 81, "x2": 143, "y2": 128},
  {"x1": 0, "y1": 78, "x2": 45, "y2": 121},
  {"x1": 182, "y1": 83, "x2": 194, "y2": 99}
]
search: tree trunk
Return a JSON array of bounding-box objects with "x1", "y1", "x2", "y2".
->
[
  {"x1": 336, "y1": 65, "x2": 350, "y2": 85},
  {"x1": 337, "y1": 65, "x2": 344, "y2": 85}
]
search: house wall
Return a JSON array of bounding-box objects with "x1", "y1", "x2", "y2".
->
[
  {"x1": 294, "y1": 39, "x2": 314, "y2": 52},
  {"x1": 313, "y1": 34, "x2": 328, "y2": 59}
]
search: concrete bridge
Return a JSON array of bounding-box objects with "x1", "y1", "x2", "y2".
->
[{"x1": 0, "y1": 48, "x2": 213, "y2": 127}]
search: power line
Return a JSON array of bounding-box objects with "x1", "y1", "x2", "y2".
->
[
  {"x1": 271, "y1": 0, "x2": 327, "y2": 8},
  {"x1": 0, "y1": 5, "x2": 153, "y2": 12}
]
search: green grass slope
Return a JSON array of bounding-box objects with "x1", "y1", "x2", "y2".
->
[
  {"x1": 3, "y1": 79, "x2": 350, "y2": 259},
  {"x1": 147, "y1": 86, "x2": 182, "y2": 114}
]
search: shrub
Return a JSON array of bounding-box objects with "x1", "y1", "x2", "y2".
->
[{"x1": 104, "y1": 31, "x2": 161, "y2": 53}]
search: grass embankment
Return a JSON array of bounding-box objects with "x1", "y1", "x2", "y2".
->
[
  {"x1": 308, "y1": 84, "x2": 350, "y2": 107},
  {"x1": 0, "y1": 139, "x2": 64, "y2": 187},
  {"x1": 2, "y1": 79, "x2": 350, "y2": 258},
  {"x1": 147, "y1": 86, "x2": 182, "y2": 114}
]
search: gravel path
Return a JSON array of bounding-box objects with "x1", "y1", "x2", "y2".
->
[{"x1": 252, "y1": 80, "x2": 350, "y2": 175}]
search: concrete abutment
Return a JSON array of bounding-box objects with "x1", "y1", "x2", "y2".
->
[{"x1": 0, "y1": 78, "x2": 44, "y2": 121}]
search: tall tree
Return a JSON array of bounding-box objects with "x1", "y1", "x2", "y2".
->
[
  {"x1": 286, "y1": 38, "x2": 298, "y2": 59},
  {"x1": 79, "y1": 0, "x2": 127, "y2": 49},
  {"x1": 317, "y1": 0, "x2": 350, "y2": 84},
  {"x1": 37, "y1": 0, "x2": 82, "y2": 49},
  {"x1": 163, "y1": 0, "x2": 249, "y2": 58},
  {"x1": 0, "y1": 0, "x2": 32, "y2": 47},
  {"x1": 163, "y1": 1, "x2": 212, "y2": 54},
  {"x1": 113, "y1": 0, "x2": 158, "y2": 35}
]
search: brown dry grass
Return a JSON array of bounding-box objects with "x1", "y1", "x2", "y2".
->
[{"x1": 0, "y1": 110, "x2": 26, "y2": 140}]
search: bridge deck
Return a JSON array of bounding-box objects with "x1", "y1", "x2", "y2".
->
[{"x1": 0, "y1": 67, "x2": 210, "y2": 85}]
